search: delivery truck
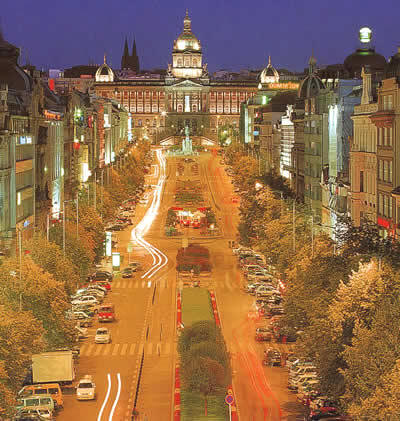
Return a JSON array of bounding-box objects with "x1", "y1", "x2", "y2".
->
[{"x1": 32, "y1": 350, "x2": 75, "y2": 384}]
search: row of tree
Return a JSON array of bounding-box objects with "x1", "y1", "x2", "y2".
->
[
  {"x1": 178, "y1": 320, "x2": 231, "y2": 416},
  {"x1": 225, "y1": 143, "x2": 400, "y2": 419},
  {"x1": 0, "y1": 141, "x2": 151, "y2": 415}
]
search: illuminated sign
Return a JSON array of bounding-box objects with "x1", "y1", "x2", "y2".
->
[
  {"x1": 112, "y1": 252, "x2": 121, "y2": 269},
  {"x1": 253, "y1": 130, "x2": 259, "y2": 136},
  {"x1": 44, "y1": 109, "x2": 62, "y2": 120},
  {"x1": 105, "y1": 231, "x2": 112, "y2": 256},
  {"x1": 267, "y1": 82, "x2": 299, "y2": 90},
  {"x1": 377, "y1": 217, "x2": 390, "y2": 229},
  {"x1": 359, "y1": 27, "x2": 372, "y2": 43}
]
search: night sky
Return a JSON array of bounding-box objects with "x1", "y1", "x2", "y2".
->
[{"x1": 2, "y1": 0, "x2": 399, "y2": 73}]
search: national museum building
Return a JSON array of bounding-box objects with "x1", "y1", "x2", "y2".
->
[{"x1": 93, "y1": 11, "x2": 259, "y2": 143}]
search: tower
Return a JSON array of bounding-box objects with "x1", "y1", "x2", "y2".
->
[
  {"x1": 131, "y1": 38, "x2": 140, "y2": 73},
  {"x1": 121, "y1": 36, "x2": 129, "y2": 69}
]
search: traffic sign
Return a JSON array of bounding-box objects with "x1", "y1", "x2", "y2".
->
[{"x1": 225, "y1": 394, "x2": 234, "y2": 405}]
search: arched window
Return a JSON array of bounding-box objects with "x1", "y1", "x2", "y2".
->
[
  {"x1": 192, "y1": 104, "x2": 197, "y2": 112},
  {"x1": 145, "y1": 119, "x2": 150, "y2": 126},
  {"x1": 177, "y1": 58, "x2": 183, "y2": 67},
  {"x1": 138, "y1": 119, "x2": 142, "y2": 127},
  {"x1": 177, "y1": 104, "x2": 183, "y2": 113}
]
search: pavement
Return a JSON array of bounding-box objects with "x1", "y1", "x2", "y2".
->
[{"x1": 56, "y1": 150, "x2": 304, "y2": 421}]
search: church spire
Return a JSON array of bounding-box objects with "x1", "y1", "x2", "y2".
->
[
  {"x1": 183, "y1": 9, "x2": 191, "y2": 33},
  {"x1": 121, "y1": 36, "x2": 129, "y2": 69},
  {"x1": 308, "y1": 50, "x2": 317, "y2": 74},
  {"x1": 131, "y1": 37, "x2": 140, "y2": 73}
]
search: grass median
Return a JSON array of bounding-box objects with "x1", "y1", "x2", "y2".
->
[{"x1": 181, "y1": 288, "x2": 214, "y2": 327}]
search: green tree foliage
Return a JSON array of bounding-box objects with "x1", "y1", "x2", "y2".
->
[
  {"x1": 166, "y1": 208, "x2": 178, "y2": 226},
  {"x1": 178, "y1": 321, "x2": 220, "y2": 355},
  {"x1": 24, "y1": 234, "x2": 80, "y2": 295}
]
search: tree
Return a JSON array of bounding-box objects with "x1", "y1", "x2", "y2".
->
[
  {"x1": 0, "y1": 257, "x2": 76, "y2": 349},
  {"x1": 341, "y1": 297, "x2": 400, "y2": 408},
  {"x1": 178, "y1": 320, "x2": 219, "y2": 354},
  {"x1": 24, "y1": 234, "x2": 80, "y2": 295},
  {"x1": 0, "y1": 304, "x2": 45, "y2": 416},
  {"x1": 182, "y1": 357, "x2": 227, "y2": 416},
  {"x1": 49, "y1": 222, "x2": 94, "y2": 280},
  {"x1": 348, "y1": 360, "x2": 400, "y2": 420}
]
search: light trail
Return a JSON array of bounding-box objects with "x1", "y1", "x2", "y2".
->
[
  {"x1": 108, "y1": 373, "x2": 122, "y2": 421},
  {"x1": 131, "y1": 149, "x2": 169, "y2": 279},
  {"x1": 97, "y1": 373, "x2": 111, "y2": 421}
]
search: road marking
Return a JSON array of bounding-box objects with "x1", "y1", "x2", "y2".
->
[
  {"x1": 103, "y1": 343, "x2": 112, "y2": 355},
  {"x1": 108, "y1": 373, "x2": 121, "y2": 421},
  {"x1": 120, "y1": 343, "x2": 128, "y2": 356},
  {"x1": 164, "y1": 342, "x2": 171, "y2": 355},
  {"x1": 97, "y1": 373, "x2": 111, "y2": 421},
  {"x1": 129, "y1": 343, "x2": 136, "y2": 355},
  {"x1": 94, "y1": 345, "x2": 102, "y2": 356},
  {"x1": 147, "y1": 342, "x2": 153, "y2": 355},
  {"x1": 138, "y1": 343, "x2": 144, "y2": 355},
  {"x1": 112, "y1": 344, "x2": 120, "y2": 356},
  {"x1": 141, "y1": 281, "x2": 146, "y2": 288}
]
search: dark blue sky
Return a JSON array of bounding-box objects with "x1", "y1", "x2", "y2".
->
[{"x1": 2, "y1": 0, "x2": 399, "y2": 73}]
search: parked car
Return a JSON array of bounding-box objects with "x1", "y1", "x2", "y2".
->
[
  {"x1": 263, "y1": 348, "x2": 281, "y2": 366},
  {"x1": 91, "y1": 280, "x2": 111, "y2": 291},
  {"x1": 98, "y1": 304, "x2": 115, "y2": 322},
  {"x1": 71, "y1": 296, "x2": 99, "y2": 306},
  {"x1": 76, "y1": 375, "x2": 96, "y2": 400},
  {"x1": 255, "y1": 285, "x2": 280, "y2": 298},
  {"x1": 128, "y1": 262, "x2": 142, "y2": 271},
  {"x1": 264, "y1": 304, "x2": 285, "y2": 318},
  {"x1": 106, "y1": 224, "x2": 124, "y2": 231},
  {"x1": 121, "y1": 267, "x2": 133, "y2": 278},
  {"x1": 14, "y1": 408, "x2": 54, "y2": 420},
  {"x1": 89, "y1": 271, "x2": 113, "y2": 282},
  {"x1": 255, "y1": 327, "x2": 273, "y2": 342},
  {"x1": 95, "y1": 327, "x2": 111, "y2": 344}
]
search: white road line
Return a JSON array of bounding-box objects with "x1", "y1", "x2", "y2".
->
[
  {"x1": 97, "y1": 373, "x2": 111, "y2": 421},
  {"x1": 138, "y1": 343, "x2": 144, "y2": 355},
  {"x1": 120, "y1": 344, "x2": 128, "y2": 356},
  {"x1": 108, "y1": 373, "x2": 122, "y2": 421},
  {"x1": 129, "y1": 343, "x2": 136, "y2": 355},
  {"x1": 112, "y1": 344, "x2": 120, "y2": 356},
  {"x1": 147, "y1": 342, "x2": 153, "y2": 355},
  {"x1": 103, "y1": 344, "x2": 112, "y2": 356}
]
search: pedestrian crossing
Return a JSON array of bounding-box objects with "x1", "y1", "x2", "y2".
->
[
  {"x1": 112, "y1": 278, "x2": 244, "y2": 291},
  {"x1": 79, "y1": 341, "x2": 172, "y2": 357},
  {"x1": 112, "y1": 279, "x2": 169, "y2": 289}
]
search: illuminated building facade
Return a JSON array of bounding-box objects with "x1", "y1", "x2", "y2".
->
[{"x1": 94, "y1": 12, "x2": 258, "y2": 143}]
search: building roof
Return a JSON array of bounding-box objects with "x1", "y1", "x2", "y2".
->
[
  {"x1": 173, "y1": 11, "x2": 202, "y2": 52},
  {"x1": 0, "y1": 30, "x2": 32, "y2": 91},
  {"x1": 298, "y1": 54, "x2": 325, "y2": 99},
  {"x1": 344, "y1": 47, "x2": 386, "y2": 78},
  {"x1": 385, "y1": 46, "x2": 400, "y2": 79}
]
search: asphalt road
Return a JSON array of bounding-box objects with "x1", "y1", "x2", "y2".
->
[{"x1": 57, "y1": 149, "x2": 303, "y2": 421}]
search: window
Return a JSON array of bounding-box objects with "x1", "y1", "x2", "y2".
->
[
  {"x1": 185, "y1": 95, "x2": 190, "y2": 112},
  {"x1": 138, "y1": 119, "x2": 142, "y2": 127},
  {"x1": 384, "y1": 161, "x2": 388, "y2": 182},
  {"x1": 379, "y1": 160, "x2": 383, "y2": 181},
  {"x1": 193, "y1": 59, "x2": 197, "y2": 67},
  {"x1": 177, "y1": 58, "x2": 183, "y2": 67},
  {"x1": 389, "y1": 160, "x2": 393, "y2": 183},
  {"x1": 383, "y1": 95, "x2": 393, "y2": 110},
  {"x1": 360, "y1": 171, "x2": 364, "y2": 192},
  {"x1": 379, "y1": 193, "x2": 383, "y2": 215},
  {"x1": 388, "y1": 127, "x2": 393, "y2": 146}
]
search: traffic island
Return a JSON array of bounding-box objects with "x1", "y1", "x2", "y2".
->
[{"x1": 175, "y1": 288, "x2": 231, "y2": 420}]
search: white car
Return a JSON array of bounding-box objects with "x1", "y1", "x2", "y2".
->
[
  {"x1": 255, "y1": 285, "x2": 280, "y2": 298},
  {"x1": 247, "y1": 271, "x2": 272, "y2": 281},
  {"x1": 76, "y1": 375, "x2": 96, "y2": 400},
  {"x1": 71, "y1": 295, "x2": 99, "y2": 306},
  {"x1": 95, "y1": 327, "x2": 111, "y2": 344}
]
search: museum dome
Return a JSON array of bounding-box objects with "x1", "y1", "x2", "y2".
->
[
  {"x1": 0, "y1": 30, "x2": 32, "y2": 91},
  {"x1": 259, "y1": 56, "x2": 279, "y2": 85},
  {"x1": 95, "y1": 55, "x2": 115, "y2": 82},
  {"x1": 385, "y1": 46, "x2": 400, "y2": 79},
  {"x1": 298, "y1": 54, "x2": 325, "y2": 99},
  {"x1": 343, "y1": 27, "x2": 386, "y2": 78},
  {"x1": 173, "y1": 10, "x2": 202, "y2": 52}
]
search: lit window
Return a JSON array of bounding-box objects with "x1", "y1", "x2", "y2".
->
[{"x1": 17, "y1": 192, "x2": 21, "y2": 206}]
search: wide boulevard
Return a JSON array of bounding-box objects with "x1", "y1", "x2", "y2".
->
[{"x1": 58, "y1": 149, "x2": 303, "y2": 421}]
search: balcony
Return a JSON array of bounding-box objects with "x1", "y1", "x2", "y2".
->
[{"x1": 370, "y1": 110, "x2": 395, "y2": 128}]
